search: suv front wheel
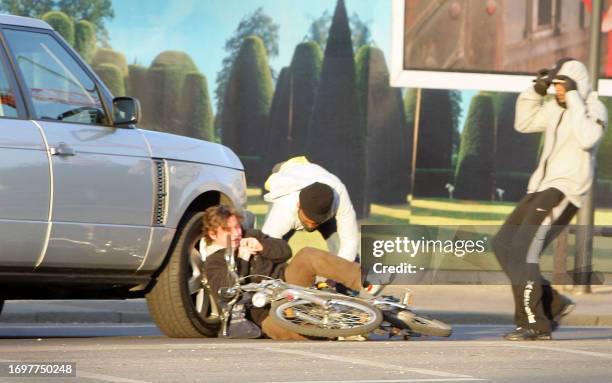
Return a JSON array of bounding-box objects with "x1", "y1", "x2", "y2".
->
[{"x1": 146, "y1": 212, "x2": 220, "y2": 337}]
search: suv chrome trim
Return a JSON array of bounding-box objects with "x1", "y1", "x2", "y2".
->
[
  {"x1": 0, "y1": 15, "x2": 52, "y2": 30},
  {"x1": 153, "y1": 159, "x2": 168, "y2": 226}
]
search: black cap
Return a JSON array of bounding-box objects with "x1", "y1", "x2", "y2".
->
[{"x1": 299, "y1": 182, "x2": 334, "y2": 224}]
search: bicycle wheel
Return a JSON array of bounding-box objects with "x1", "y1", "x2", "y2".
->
[
  {"x1": 270, "y1": 296, "x2": 382, "y2": 338},
  {"x1": 385, "y1": 310, "x2": 452, "y2": 337}
]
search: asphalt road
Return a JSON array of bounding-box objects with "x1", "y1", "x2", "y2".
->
[{"x1": 0, "y1": 324, "x2": 611, "y2": 383}]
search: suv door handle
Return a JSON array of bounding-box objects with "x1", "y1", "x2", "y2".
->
[{"x1": 50, "y1": 143, "x2": 76, "y2": 156}]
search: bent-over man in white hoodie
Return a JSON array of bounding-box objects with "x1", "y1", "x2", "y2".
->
[
  {"x1": 261, "y1": 157, "x2": 358, "y2": 263},
  {"x1": 493, "y1": 58, "x2": 608, "y2": 341}
]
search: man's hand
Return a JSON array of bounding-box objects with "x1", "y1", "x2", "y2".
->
[
  {"x1": 240, "y1": 238, "x2": 263, "y2": 252},
  {"x1": 533, "y1": 68, "x2": 551, "y2": 96}
]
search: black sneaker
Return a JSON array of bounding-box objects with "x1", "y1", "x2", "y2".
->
[
  {"x1": 550, "y1": 296, "x2": 576, "y2": 331},
  {"x1": 554, "y1": 295, "x2": 576, "y2": 320},
  {"x1": 503, "y1": 327, "x2": 552, "y2": 341}
]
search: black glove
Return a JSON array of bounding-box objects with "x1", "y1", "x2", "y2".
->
[
  {"x1": 553, "y1": 75, "x2": 577, "y2": 92},
  {"x1": 533, "y1": 68, "x2": 551, "y2": 96}
]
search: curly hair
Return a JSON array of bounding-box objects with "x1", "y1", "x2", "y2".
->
[{"x1": 201, "y1": 205, "x2": 243, "y2": 244}]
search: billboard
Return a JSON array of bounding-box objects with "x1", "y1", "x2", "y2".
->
[{"x1": 391, "y1": 0, "x2": 612, "y2": 95}]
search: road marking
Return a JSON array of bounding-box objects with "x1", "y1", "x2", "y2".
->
[
  {"x1": 245, "y1": 345, "x2": 479, "y2": 379},
  {"x1": 504, "y1": 343, "x2": 612, "y2": 359},
  {"x1": 268, "y1": 380, "x2": 483, "y2": 383},
  {"x1": 77, "y1": 370, "x2": 153, "y2": 383}
]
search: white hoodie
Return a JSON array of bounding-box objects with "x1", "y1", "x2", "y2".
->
[
  {"x1": 261, "y1": 161, "x2": 358, "y2": 262},
  {"x1": 515, "y1": 60, "x2": 608, "y2": 207}
]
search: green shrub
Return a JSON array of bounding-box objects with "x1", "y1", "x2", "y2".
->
[
  {"x1": 127, "y1": 64, "x2": 149, "y2": 122},
  {"x1": 93, "y1": 63, "x2": 124, "y2": 96},
  {"x1": 92, "y1": 48, "x2": 128, "y2": 77},
  {"x1": 151, "y1": 51, "x2": 198, "y2": 73},
  {"x1": 181, "y1": 72, "x2": 214, "y2": 141},
  {"x1": 42, "y1": 11, "x2": 74, "y2": 46},
  {"x1": 148, "y1": 67, "x2": 184, "y2": 134},
  {"x1": 356, "y1": 45, "x2": 410, "y2": 204},
  {"x1": 263, "y1": 67, "x2": 291, "y2": 177},
  {"x1": 74, "y1": 19, "x2": 96, "y2": 64},
  {"x1": 220, "y1": 36, "x2": 273, "y2": 185},
  {"x1": 287, "y1": 42, "x2": 323, "y2": 156},
  {"x1": 414, "y1": 168, "x2": 455, "y2": 198},
  {"x1": 455, "y1": 94, "x2": 495, "y2": 200}
]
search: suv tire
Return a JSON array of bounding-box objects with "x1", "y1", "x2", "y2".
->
[{"x1": 146, "y1": 212, "x2": 220, "y2": 337}]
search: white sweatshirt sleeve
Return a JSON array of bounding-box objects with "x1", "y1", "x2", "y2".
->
[
  {"x1": 261, "y1": 196, "x2": 297, "y2": 239},
  {"x1": 515, "y1": 87, "x2": 551, "y2": 133},
  {"x1": 334, "y1": 184, "x2": 359, "y2": 262},
  {"x1": 565, "y1": 91, "x2": 607, "y2": 150}
]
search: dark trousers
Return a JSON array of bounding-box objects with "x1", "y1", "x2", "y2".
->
[{"x1": 492, "y1": 188, "x2": 578, "y2": 332}]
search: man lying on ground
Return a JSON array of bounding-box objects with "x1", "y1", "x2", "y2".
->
[{"x1": 200, "y1": 204, "x2": 373, "y2": 340}]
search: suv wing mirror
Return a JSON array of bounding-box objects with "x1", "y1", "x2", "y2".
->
[{"x1": 112, "y1": 97, "x2": 141, "y2": 126}]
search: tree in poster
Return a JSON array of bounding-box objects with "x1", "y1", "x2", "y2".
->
[
  {"x1": 215, "y1": 7, "x2": 279, "y2": 117},
  {"x1": 492, "y1": 92, "x2": 540, "y2": 201},
  {"x1": 455, "y1": 93, "x2": 495, "y2": 200},
  {"x1": 356, "y1": 45, "x2": 410, "y2": 204},
  {"x1": 181, "y1": 72, "x2": 214, "y2": 141},
  {"x1": 0, "y1": 0, "x2": 114, "y2": 45},
  {"x1": 404, "y1": 89, "x2": 460, "y2": 198},
  {"x1": 263, "y1": 67, "x2": 292, "y2": 175},
  {"x1": 305, "y1": 10, "x2": 373, "y2": 52},
  {"x1": 305, "y1": 0, "x2": 367, "y2": 217},
  {"x1": 220, "y1": 36, "x2": 273, "y2": 185},
  {"x1": 41, "y1": 11, "x2": 74, "y2": 45},
  {"x1": 74, "y1": 19, "x2": 96, "y2": 63},
  {"x1": 287, "y1": 42, "x2": 323, "y2": 156}
]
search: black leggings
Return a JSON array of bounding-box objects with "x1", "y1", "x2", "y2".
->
[{"x1": 492, "y1": 188, "x2": 577, "y2": 332}]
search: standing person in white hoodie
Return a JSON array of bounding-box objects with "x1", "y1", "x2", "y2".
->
[{"x1": 493, "y1": 58, "x2": 608, "y2": 341}]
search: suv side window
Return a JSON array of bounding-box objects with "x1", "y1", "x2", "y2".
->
[
  {"x1": 2, "y1": 29, "x2": 108, "y2": 125},
  {"x1": 0, "y1": 51, "x2": 18, "y2": 118}
]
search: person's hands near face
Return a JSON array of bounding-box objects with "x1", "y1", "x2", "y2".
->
[
  {"x1": 237, "y1": 238, "x2": 262, "y2": 261},
  {"x1": 240, "y1": 237, "x2": 263, "y2": 252}
]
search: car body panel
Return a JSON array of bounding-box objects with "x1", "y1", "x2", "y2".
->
[
  {"x1": 136, "y1": 227, "x2": 177, "y2": 271},
  {"x1": 165, "y1": 160, "x2": 247, "y2": 229},
  {"x1": 141, "y1": 130, "x2": 242, "y2": 170},
  {"x1": 0, "y1": 118, "x2": 50, "y2": 267},
  {"x1": 0, "y1": 221, "x2": 48, "y2": 267},
  {"x1": 40, "y1": 222, "x2": 150, "y2": 269}
]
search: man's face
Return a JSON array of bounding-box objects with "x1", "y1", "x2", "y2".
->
[
  {"x1": 208, "y1": 215, "x2": 242, "y2": 248},
  {"x1": 554, "y1": 83, "x2": 567, "y2": 105},
  {"x1": 297, "y1": 208, "x2": 319, "y2": 232}
]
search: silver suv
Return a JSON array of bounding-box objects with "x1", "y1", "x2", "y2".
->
[{"x1": 0, "y1": 15, "x2": 250, "y2": 337}]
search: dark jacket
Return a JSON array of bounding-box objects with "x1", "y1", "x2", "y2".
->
[
  {"x1": 203, "y1": 228, "x2": 292, "y2": 298},
  {"x1": 203, "y1": 229, "x2": 291, "y2": 327}
]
